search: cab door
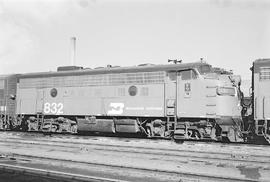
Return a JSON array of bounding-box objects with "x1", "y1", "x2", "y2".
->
[
  {"x1": 177, "y1": 69, "x2": 204, "y2": 118},
  {"x1": 165, "y1": 71, "x2": 177, "y2": 116},
  {"x1": 36, "y1": 89, "x2": 44, "y2": 113}
]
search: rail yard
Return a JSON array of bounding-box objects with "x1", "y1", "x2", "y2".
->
[
  {"x1": 1, "y1": 0, "x2": 270, "y2": 180},
  {"x1": 0, "y1": 59, "x2": 270, "y2": 144},
  {"x1": 0, "y1": 58, "x2": 269, "y2": 181},
  {"x1": 0, "y1": 131, "x2": 269, "y2": 182}
]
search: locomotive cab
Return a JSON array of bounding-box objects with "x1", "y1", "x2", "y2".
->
[{"x1": 173, "y1": 64, "x2": 243, "y2": 142}]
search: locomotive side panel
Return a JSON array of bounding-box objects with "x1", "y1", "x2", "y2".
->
[
  {"x1": 16, "y1": 88, "x2": 37, "y2": 115},
  {"x1": 177, "y1": 69, "x2": 207, "y2": 118},
  {"x1": 103, "y1": 84, "x2": 164, "y2": 117},
  {"x1": 16, "y1": 73, "x2": 165, "y2": 117},
  {"x1": 41, "y1": 84, "x2": 164, "y2": 117},
  {"x1": 253, "y1": 59, "x2": 270, "y2": 120},
  {"x1": 175, "y1": 69, "x2": 241, "y2": 120}
]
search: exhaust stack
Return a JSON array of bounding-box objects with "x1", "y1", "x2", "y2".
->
[{"x1": 70, "y1": 37, "x2": 76, "y2": 66}]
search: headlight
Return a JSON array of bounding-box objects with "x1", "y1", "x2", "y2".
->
[{"x1": 216, "y1": 87, "x2": 236, "y2": 96}]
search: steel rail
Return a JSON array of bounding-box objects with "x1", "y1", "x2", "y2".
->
[
  {"x1": 1, "y1": 136, "x2": 269, "y2": 157},
  {"x1": 2, "y1": 130, "x2": 270, "y2": 146},
  {"x1": 0, "y1": 163, "x2": 128, "y2": 182}
]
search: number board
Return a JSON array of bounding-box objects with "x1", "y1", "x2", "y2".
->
[{"x1": 44, "y1": 102, "x2": 64, "y2": 115}]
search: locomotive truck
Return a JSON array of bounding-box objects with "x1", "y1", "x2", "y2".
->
[{"x1": 0, "y1": 59, "x2": 269, "y2": 144}]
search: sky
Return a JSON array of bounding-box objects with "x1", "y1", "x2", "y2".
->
[{"x1": 0, "y1": 0, "x2": 269, "y2": 81}]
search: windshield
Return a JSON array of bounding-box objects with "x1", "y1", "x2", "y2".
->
[{"x1": 198, "y1": 65, "x2": 212, "y2": 75}]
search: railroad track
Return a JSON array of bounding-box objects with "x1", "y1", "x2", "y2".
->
[
  {"x1": 0, "y1": 153, "x2": 263, "y2": 182},
  {"x1": 0, "y1": 131, "x2": 270, "y2": 181},
  {"x1": 2, "y1": 130, "x2": 269, "y2": 146},
  {"x1": 1, "y1": 130, "x2": 269, "y2": 151},
  {"x1": 0, "y1": 138, "x2": 269, "y2": 168},
  {"x1": 1, "y1": 132, "x2": 270, "y2": 158},
  {"x1": 0, "y1": 163, "x2": 127, "y2": 182}
]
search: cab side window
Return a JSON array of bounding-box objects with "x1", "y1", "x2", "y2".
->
[
  {"x1": 180, "y1": 70, "x2": 197, "y2": 80},
  {"x1": 167, "y1": 72, "x2": 177, "y2": 81}
]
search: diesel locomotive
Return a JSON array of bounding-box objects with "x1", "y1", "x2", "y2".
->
[
  {"x1": 241, "y1": 59, "x2": 270, "y2": 144},
  {"x1": 0, "y1": 59, "x2": 269, "y2": 144}
]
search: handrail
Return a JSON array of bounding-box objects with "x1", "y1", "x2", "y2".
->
[
  {"x1": 254, "y1": 97, "x2": 257, "y2": 119},
  {"x1": 263, "y1": 96, "x2": 265, "y2": 119}
]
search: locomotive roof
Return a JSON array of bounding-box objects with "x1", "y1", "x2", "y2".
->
[
  {"x1": 253, "y1": 58, "x2": 270, "y2": 73},
  {"x1": 18, "y1": 62, "x2": 210, "y2": 79},
  {"x1": 0, "y1": 74, "x2": 18, "y2": 79}
]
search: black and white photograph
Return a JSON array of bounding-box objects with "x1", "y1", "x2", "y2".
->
[{"x1": 0, "y1": 0, "x2": 270, "y2": 181}]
